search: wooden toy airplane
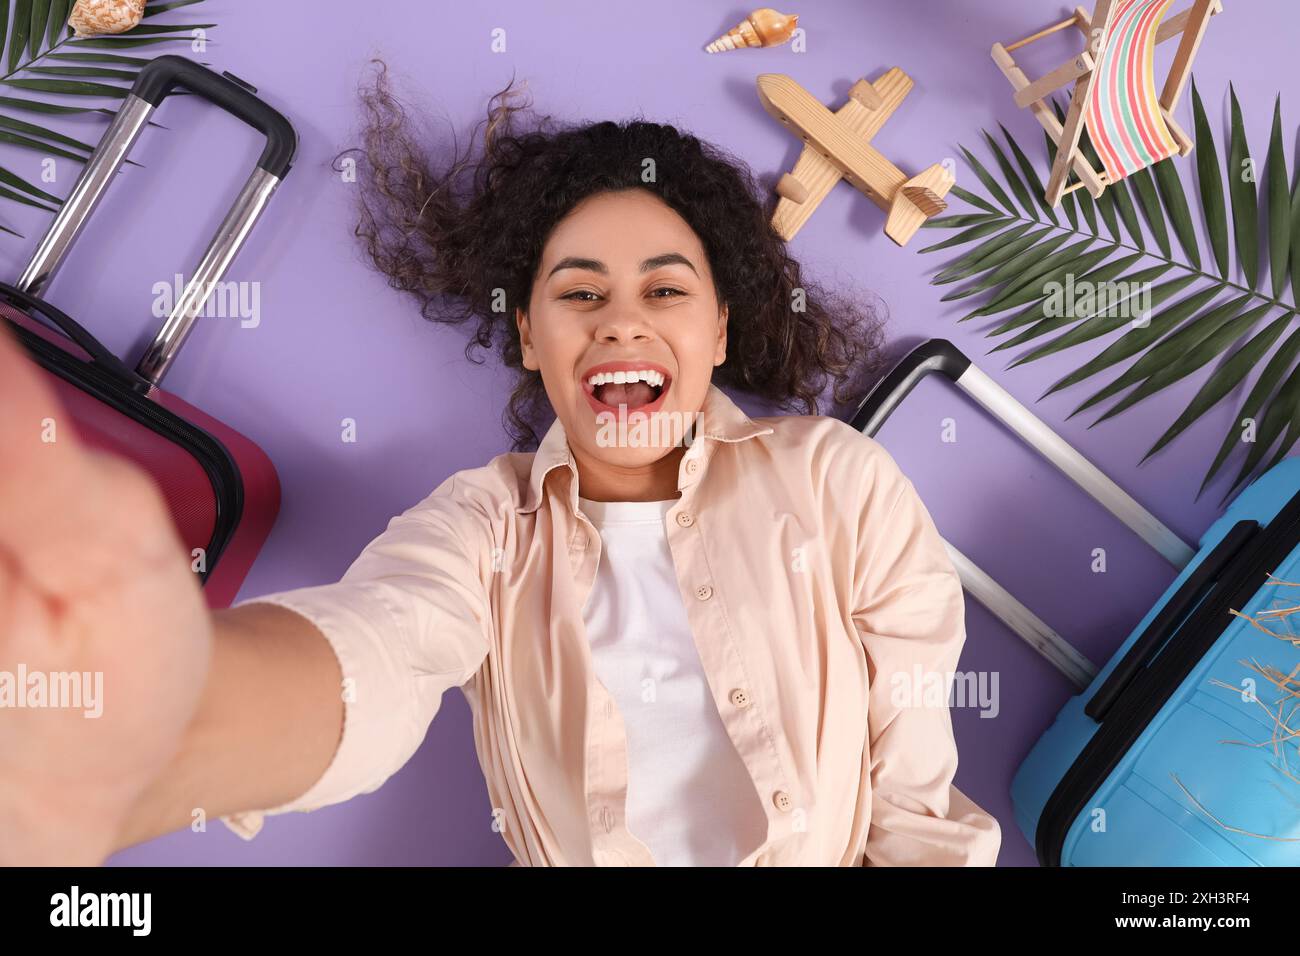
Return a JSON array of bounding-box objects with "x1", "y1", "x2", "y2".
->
[{"x1": 757, "y1": 67, "x2": 954, "y2": 247}]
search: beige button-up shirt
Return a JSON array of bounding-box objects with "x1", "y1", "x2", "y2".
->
[{"x1": 222, "y1": 384, "x2": 1001, "y2": 866}]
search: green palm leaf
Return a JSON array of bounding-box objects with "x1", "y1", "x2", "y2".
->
[
  {"x1": 1144, "y1": 312, "x2": 1292, "y2": 463},
  {"x1": 981, "y1": 128, "x2": 1038, "y2": 220},
  {"x1": 0, "y1": 181, "x2": 53, "y2": 210},
  {"x1": 1129, "y1": 165, "x2": 1171, "y2": 258},
  {"x1": 1292, "y1": 145, "x2": 1300, "y2": 310},
  {"x1": 0, "y1": 0, "x2": 221, "y2": 226},
  {"x1": 118, "y1": 21, "x2": 214, "y2": 35},
  {"x1": 46, "y1": 51, "x2": 152, "y2": 64},
  {"x1": 992, "y1": 258, "x2": 1162, "y2": 351},
  {"x1": 959, "y1": 144, "x2": 1018, "y2": 217},
  {"x1": 26, "y1": 65, "x2": 139, "y2": 80},
  {"x1": 1069, "y1": 293, "x2": 1251, "y2": 418},
  {"x1": 1019, "y1": 271, "x2": 1194, "y2": 370},
  {"x1": 28, "y1": 0, "x2": 50, "y2": 60},
  {"x1": 942, "y1": 231, "x2": 1069, "y2": 302},
  {"x1": 948, "y1": 183, "x2": 1000, "y2": 216},
  {"x1": 1223, "y1": 365, "x2": 1300, "y2": 501},
  {"x1": 0, "y1": 93, "x2": 112, "y2": 114},
  {"x1": 1041, "y1": 284, "x2": 1220, "y2": 399},
  {"x1": 1267, "y1": 95, "x2": 1291, "y2": 301},
  {"x1": 1106, "y1": 177, "x2": 1145, "y2": 250},
  {"x1": 0, "y1": 161, "x2": 58, "y2": 203},
  {"x1": 65, "y1": 36, "x2": 196, "y2": 48},
  {"x1": 1191, "y1": 77, "x2": 1230, "y2": 279},
  {"x1": 1090, "y1": 301, "x2": 1272, "y2": 425},
  {"x1": 1198, "y1": 326, "x2": 1300, "y2": 498},
  {"x1": 932, "y1": 222, "x2": 1036, "y2": 284},
  {"x1": 46, "y1": 0, "x2": 68, "y2": 48},
  {"x1": 923, "y1": 79, "x2": 1300, "y2": 500},
  {"x1": 1002, "y1": 123, "x2": 1058, "y2": 225},
  {"x1": 916, "y1": 218, "x2": 1009, "y2": 253},
  {"x1": 1152, "y1": 156, "x2": 1201, "y2": 268},
  {"x1": 8, "y1": 0, "x2": 31, "y2": 73},
  {"x1": 0, "y1": 126, "x2": 87, "y2": 159},
  {"x1": 1227, "y1": 83, "x2": 1259, "y2": 288},
  {"x1": 1043, "y1": 130, "x2": 1079, "y2": 231},
  {"x1": 967, "y1": 243, "x2": 1113, "y2": 318},
  {"x1": 1, "y1": 77, "x2": 130, "y2": 96},
  {"x1": 0, "y1": 111, "x2": 95, "y2": 150}
]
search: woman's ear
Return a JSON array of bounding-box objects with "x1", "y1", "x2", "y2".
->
[
  {"x1": 714, "y1": 304, "x2": 728, "y2": 366},
  {"x1": 517, "y1": 307, "x2": 538, "y2": 371}
]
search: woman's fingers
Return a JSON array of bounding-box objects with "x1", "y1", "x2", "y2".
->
[{"x1": 0, "y1": 321, "x2": 180, "y2": 596}]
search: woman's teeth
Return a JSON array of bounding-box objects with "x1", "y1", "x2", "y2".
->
[
  {"x1": 586, "y1": 369, "x2": 666, "y2": 408},
  {"x1": 586, "y1": 369, "x2": 665, "y2": 388}
]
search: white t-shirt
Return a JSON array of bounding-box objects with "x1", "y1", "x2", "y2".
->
[{"x1": 577, "y1": 495, "x2": 770, "y2": 866}]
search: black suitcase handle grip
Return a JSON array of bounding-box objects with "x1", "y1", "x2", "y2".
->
[
  {"x1": 0, "y1": 281, "x2": 147, "y2": 391},
  {"x1": 849, "y1": 338, "x2": 972, "y2": 437},
  {"x1": 133, "y1": 55, "x2": 296, "y2": 178},
  {"x1": 1083, "y1": 518, "x2": 1260, "y2": 721}
]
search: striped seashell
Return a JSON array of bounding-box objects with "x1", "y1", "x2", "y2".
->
[
  {"x1": 68, "y1": 0, "x2": 147, "y2": 38},
  {"x1": 705, "y1": 8, "x2": 798, "y2": 53}
]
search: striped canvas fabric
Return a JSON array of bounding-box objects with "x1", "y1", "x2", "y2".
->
[{"x1": 1083, "y1": 0, "x2": 1180, "y2": 182}]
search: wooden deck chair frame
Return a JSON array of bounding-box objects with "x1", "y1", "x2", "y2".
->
[{"x1": 991, "y1": 0, "x2": 1222, "y2": 207}]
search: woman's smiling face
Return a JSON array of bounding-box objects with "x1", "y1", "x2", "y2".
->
[{"x1": 517, "y1": 188, "x2": 727, "y2": 483}]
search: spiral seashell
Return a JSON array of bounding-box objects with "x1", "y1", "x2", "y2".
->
[
  {"x1": 68, "y1": 0, "x2": 146, "y2": 38},
  {"x1": 705, "y1": 8, "x2": 798, "y2": 53}
]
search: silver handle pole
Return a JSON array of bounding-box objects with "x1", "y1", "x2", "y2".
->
[
  {"x1": 16, "y1": 94, "x2": 155, "y2": 296},
  {"x1": 133, "y1": 166, "x2": 282, "y2": 386},
  {"x1": 955, "y1": 363, "x2": 1196, "y2": 569}
]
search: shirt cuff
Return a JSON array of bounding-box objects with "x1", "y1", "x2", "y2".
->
[{"x1": 216, "y1": 587, "x2": 396, "y2": 841}]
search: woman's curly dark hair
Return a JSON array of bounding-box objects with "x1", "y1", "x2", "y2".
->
[{"x1": 337, "y1": 59, "x2": 889, "y2": 452}]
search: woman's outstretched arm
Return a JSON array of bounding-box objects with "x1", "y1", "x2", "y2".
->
[{"x1": 110, "y1": 601, "x2": 344, "y2": 854}]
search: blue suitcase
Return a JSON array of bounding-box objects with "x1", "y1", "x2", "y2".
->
[{"x1": 851, "y1": 339, "x2": 1300, "y2": 866}]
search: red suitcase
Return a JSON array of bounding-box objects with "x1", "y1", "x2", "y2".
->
[{"x1": 0, "y1": 55, "x2": 297, "y2": 608}]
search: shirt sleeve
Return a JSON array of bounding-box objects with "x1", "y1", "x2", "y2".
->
[
  {"x1": 852, "y1": 458, "x2": 1001, "y2": 867},
  {"x1": 219, "y1": 472, "x2": 494, "y2": 840}
]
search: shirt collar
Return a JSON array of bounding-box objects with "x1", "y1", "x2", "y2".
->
[{"x1": 515, "y1": 382, "x2": 775, "y2": 515}]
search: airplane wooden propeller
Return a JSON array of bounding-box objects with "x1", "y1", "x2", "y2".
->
[{"x1": 758, "y1": 67, "x2": 954, "y2": 247}]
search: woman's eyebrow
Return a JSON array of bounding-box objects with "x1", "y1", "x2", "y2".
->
[{"x1": 546, "y1": 252, "x2": 699, "y2": 279}]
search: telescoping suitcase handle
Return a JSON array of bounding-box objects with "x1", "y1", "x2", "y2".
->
[
  {"x1": 848, "y1": 339, "x2": 1197, "y2": 690},
  {"x1": 14, "y1": 54, "x2": 297, "y2": 388}
]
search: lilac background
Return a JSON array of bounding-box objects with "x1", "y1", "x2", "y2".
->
[{"x1": 1, "y1": 0, "x2": 1291, "y2": 866}]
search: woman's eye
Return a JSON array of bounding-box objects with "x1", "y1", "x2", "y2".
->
[
  {"x1": 562, "y1": 290, "x2": 600, "y2": 301},
  {"x1": 650, "y1": 287, "x2": 685, "y2": 298}
]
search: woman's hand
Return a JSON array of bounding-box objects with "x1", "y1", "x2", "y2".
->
[{"x1": 0, "y1": 322, "x2": 213, "y2": 865}]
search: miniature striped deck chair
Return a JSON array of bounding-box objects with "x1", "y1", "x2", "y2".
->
[{"x1": 991, "y1": 0, "x2": 1222, "y2": 207}]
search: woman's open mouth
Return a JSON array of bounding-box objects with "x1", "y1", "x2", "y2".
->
[{"x1": 581, "y1": 364, "x2": 672, "y2": 416}]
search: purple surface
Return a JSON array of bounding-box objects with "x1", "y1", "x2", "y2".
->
[{"x1": 1, "y1": 0, "x2": 1291, "y2": 866}]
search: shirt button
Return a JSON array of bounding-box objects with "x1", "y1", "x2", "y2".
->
[
  {"x1": 695, "y1": 584, "x2": 713, "y2": 601},
  {"x1": 685, "y1": 459, "x2": 699, "y2": 475},
  {"x1": 728, "y1": 688, "x2": 751, "y2": 708},
  {"x1": 676, "y1": 512, "x2": 694, "y2": 527},
  {"x1": 772, "y1": 791, "x2": 793, "y2": 812}
]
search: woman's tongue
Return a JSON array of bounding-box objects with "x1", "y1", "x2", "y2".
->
[{"x1": 596, "y1": 381, "x2": 656, "y2": 408}]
